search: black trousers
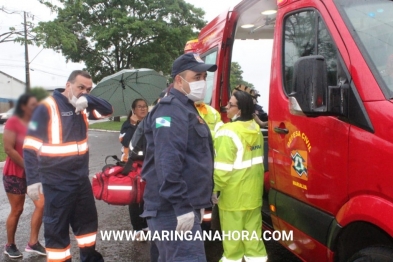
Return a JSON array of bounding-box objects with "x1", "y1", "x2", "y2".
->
[
  {"x1": 128, "y1": 202, "x2": 148, "y2": 231},
  {"x1": 43, "y1": 176, "x2": 103, "y2": 262}
]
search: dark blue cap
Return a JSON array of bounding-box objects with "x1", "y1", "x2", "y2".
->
[{"x1": 171, "y1": 53, "x2": 217, "y2": 78}]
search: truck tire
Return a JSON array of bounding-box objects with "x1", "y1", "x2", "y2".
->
[{"x1": 348, "y1": 246, "x2": 393, "y2": 262}]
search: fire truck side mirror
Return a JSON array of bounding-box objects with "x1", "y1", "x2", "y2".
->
[{"x1": 289, "y1": 55, "x2": 328, "y2": 117}]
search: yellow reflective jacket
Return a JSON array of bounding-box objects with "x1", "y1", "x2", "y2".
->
[
  {"x1": 213, "y1": 120, "x2": 264, "y2": 211},
  {"x1": 195, "y1": 103, "x2": 223, "y2": 137}
]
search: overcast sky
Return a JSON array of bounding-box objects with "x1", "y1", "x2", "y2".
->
[{"x1": 0, "y1": 0, "x2": 271, "y2": 110}]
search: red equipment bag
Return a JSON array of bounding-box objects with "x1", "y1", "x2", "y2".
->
[{"x1": 92, "y1": 158, "x2": 145, "y2": 205}]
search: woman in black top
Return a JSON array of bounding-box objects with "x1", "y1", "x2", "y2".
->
[
  {"x1": 119, "y1": 99, "x2": 148, "y2": 161},
  {"x1": 119, "y1": 98, "x2": 149, "y2": 239}
]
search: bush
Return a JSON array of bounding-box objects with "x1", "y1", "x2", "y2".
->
[
  {"x1": 0, "y1": 134, "x2": 6, "y2": 162},
  {"x1": 30, "y1": 87, "x2": 49, "y2": 101}
]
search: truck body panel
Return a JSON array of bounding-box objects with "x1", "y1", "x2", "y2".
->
[{"x1": 189, "y1": 0, "x2": 393, "y2": 260}]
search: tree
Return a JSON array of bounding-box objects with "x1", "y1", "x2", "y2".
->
[
  {"x1": 34, "y1": 0, "x2": 206, "y2": 83},
  {"x1": 230, "y1": 62, "x2": 254, "y2": 91},
  {"x1": 0, "y1": 7, "x2": 35, "y2": 44},
  {"x1": 29, "y1": 87, "x2": 49, "y2": 101}
]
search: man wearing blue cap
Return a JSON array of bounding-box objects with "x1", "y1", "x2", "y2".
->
[{"x1": 141, "y1": 53, "x2": 217, "y2": 261}]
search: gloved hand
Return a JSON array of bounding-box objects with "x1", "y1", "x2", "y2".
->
[
  {"x1": 200, "y1": 208, "x2": 205, "y2": 224},
  {"x1": 176, "y1": 211, "x2": 195, "y2": 232},
  {"x1": 75, "y1": 96, "x2": 88, "y2": 113},
  {"x1": 27, "y1": 182, "x2": 43, "y2": 201},
  {"x1": 212, "y1": 192, "x2": 219, "y2": 205}
]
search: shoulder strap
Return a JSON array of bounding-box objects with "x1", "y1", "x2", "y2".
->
[{"x1": 121, "y1": 157, "x2": 134, "y2": 175}]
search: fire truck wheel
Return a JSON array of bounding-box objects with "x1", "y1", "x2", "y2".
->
[{"x1": 348, "y1": 246, "x2": 393, "y2": 262}]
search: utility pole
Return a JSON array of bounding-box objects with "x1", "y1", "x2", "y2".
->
[{"x1": 24, "y1": 11, "x2": 31, "y2": 93}]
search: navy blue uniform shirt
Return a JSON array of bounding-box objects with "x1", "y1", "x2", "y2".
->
[
  {"x1": 24, "y1": 89, "x2": 113, "y2": 186},
  {"x1": 141, "y1": 88, "x2": 214, "y2": 217}
]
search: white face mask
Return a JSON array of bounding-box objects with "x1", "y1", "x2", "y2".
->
[
  {"x1": 180, "y1": 77, "x2": 207, "y2": 102},
  {"x1": 231, "y1": 112, "x2": 240, "y2": 122},
  {"x1": 68, "y1": 86, "x2": 78, "y2": 107}
]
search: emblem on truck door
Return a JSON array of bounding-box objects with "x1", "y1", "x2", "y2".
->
[{"x1": 291, "y1": 150, "x2": 308, "y2": 180}]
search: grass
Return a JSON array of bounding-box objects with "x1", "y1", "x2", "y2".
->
[
  {"x1": 0, "y1": 133, "x2": 6, "y2": 162},
  {"x1": 89, "y1": 117, "x2": 127, "y2": 131}
]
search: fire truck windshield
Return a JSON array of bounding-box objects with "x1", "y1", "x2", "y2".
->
[{"x1": 335, "y1": 0, "x2": 393, "y2": 98}]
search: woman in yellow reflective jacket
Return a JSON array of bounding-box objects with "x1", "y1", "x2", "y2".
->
[
  {"x1": 195, "y1": 101, "x2": 223, "y2": 137},
  {"x1": 213, "y1": 91, "x2": 267, "y2": 262}
]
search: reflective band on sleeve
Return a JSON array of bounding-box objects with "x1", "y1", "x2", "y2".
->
[
  {"x1": 23, "y1": 136, "x2": 43, "y2": 151},
  {"x1": 40, "y1": 141, "x2": 88, "y2": 156},
  {"x1": 215, "y1": 129, "x2": 263, "y2": 170},
  {"x1": 108, "y1": 186, "x2": 133, "y2": 190},
  {"x1": 44, "y1": 97, "x2": 62, "y2": 144},
  {"x1": 214, "y1": 162, "x2": 234, "y2": 171},
  {"x1": 75, "y1": 233, "x2": 96, "y2": 247},
  {"x1": 233, "y1": 156, "x2": 264, "y2": 169},
  {"x1": 253, "y1": 156, "x2": 263, "y2": 165},
  {"x1": 46, "y1": 246, "x2": 71, "y2": 261}
]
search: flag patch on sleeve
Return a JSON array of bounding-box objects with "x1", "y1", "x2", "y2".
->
[{"x1": 156, "y1": 117, "x2": 171, "y2": 128}]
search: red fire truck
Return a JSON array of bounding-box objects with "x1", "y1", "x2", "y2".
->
[{"x1": 187, "y1": 0, "x2": 393, "y2": 261}]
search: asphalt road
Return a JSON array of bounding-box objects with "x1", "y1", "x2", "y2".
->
[{"x1": 0, "y1": 130, "x2": 301, "y2": 262}]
